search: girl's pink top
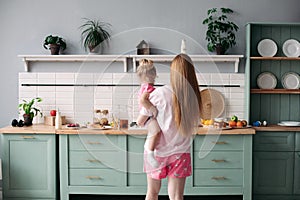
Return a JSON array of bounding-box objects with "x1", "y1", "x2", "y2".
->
[
  {"x1": 140, "y1": 85, "x2": 192, "y2": 157},
  {"x1": 138, "y1": 83, "x2": 155, "y2": 110}
]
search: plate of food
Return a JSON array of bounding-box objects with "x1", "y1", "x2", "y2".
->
[
  {"x1": 87, "y1": 124, "x2": 112, "y2": 130},
  {"x1": 257, "y1": 39, "x2": 278, "y2": 57},
  {"x1": 65, "y1": 123, "x2": 80, "y2": 130}
]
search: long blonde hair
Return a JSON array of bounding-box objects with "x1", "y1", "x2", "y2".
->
[{"x1": 170, "y1": 54, "x2": 201, "y2": 137}]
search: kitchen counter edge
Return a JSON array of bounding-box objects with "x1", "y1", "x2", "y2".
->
[{"x1": 0, "y1": 124, "x2": 255, "y2": 135}]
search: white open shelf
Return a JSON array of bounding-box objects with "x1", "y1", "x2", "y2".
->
[{"x1": 19, "y1": 54, "x2": 244, "y2": 73}]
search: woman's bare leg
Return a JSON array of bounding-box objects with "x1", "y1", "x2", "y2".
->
[
  {"x1": 167, "y1": 177, "x2": 186, "y2": 200},
  {"x1": 145, "y1": 176, "x2": 161, "y2": 200}
]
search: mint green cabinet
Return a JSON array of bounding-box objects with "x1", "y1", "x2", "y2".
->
[
  {"x1": 1, "y1": 134, "x2": 56, "y2": 199},
  {"x1": 60, "y1": 134, "x2": 253, "y2": 200}
]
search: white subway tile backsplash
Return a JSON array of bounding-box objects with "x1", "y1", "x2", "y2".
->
[
  {"x1": 56, "y1": 73, "x2": 74, "y2": 79},
  {"x1": 75, "y1": 73, "x2": 94, "y2": 84},
  {"x1": 94, "y1": 73, "x2": 113, "y2": 84},
  {"x1": 38, "y1": 73, "x2": 55, "y2": 79},
  {"x1": 56, "y1": 91, "x2": 74, "y2": 99},
  {"x1": 38, "y1": 86, "x2": 56, "y2": 92},
  {"x1": 56, "y1": 86, "x2": 74, "y2": 92},
  {"x1": 19, "y1": 72, "x2": 246, "y2": 123},
  {"x1": 56, "y1": 98, "x2": 74, "y2": 105},
  {"x1": 113, "y1": 73, "x2": 133, "y2": 84},
  {"x1": 19, "y1": 73, "x2": 37, "y2": 79},
  {"x1": 197, "y1": 73, "x2": 211, "y2": 85}
]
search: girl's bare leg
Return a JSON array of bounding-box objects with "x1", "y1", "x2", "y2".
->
[{"x1": 145, "y1": 176, "x2": 161, "y2": 200}]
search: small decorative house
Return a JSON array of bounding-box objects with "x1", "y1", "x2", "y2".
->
[{"x1": 136, "y1": 40, "x2": 150, "y2": 55}]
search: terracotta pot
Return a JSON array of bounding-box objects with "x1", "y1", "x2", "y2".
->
[
  {"x1": 215, "y1": 44, "x2": 225, "y2": 55},
  {"x1": 88, "y1": 45, "x2": 102, "y2": 54},
  {"x1": 49, "y1": 44, "x2": 60, "y2": 55},
  {"x1": 23, "y1": 114, "x2": 33, "y2": 126}
]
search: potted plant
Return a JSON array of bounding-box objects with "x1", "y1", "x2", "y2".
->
[
  {"x1": 43, "y1": 35, "x2": 67, "y2": 55},
  {"x1": 80, "y1": 18, "x2": 111, "y2": 54},
  {"x1": 18, "y1": 97, "x2": 43, "y2": 126},
  {"x1": 202, "y1": 8, "x2": 239, "y2": 55}
]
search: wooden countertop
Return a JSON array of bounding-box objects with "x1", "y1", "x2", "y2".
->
[
  {"x1": 253, "y1": 124, "x2": 300, "y2": 132},
  {"x1": 0, "y1": 124, "x2": 255, "y2": 135}
]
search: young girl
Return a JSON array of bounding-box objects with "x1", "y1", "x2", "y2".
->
[{"x1": 136, "y1": 59, "x2": 161, "y2": 168}]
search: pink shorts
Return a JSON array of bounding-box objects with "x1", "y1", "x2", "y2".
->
[{"x1": 144, "y1": 153, "x2": 192, "y2": 180}]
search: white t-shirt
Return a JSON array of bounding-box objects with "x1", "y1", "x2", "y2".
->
[{"x1": 140, "y1": 85, "x2": 193, "y2": 157}]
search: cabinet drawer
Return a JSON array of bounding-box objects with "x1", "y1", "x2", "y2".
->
[
  {"x1": 193, "y1": 169, "x2": 243, "y2": 186},
  {"x1": 295, "y1": 132, "x2": 300, "y2": 151},
  {"x1": 254, "y1": 132, "x2": 294, "y2": 151},
  {"x1": 194, "y1": 135, "x2": 243, "y2": 151},
  {"x1": 69, "y1": 151, "x2": 125, "y2": 170},
  {"x1": 69, "y1": 135, "x2": 121, "y2": 151},
  {"x1": 294, "y1": 152, "x2": 300, "y2": 194},
  {"x1": 194, "y1": 151, "x2": 243, "y2": 169},
  {"x1": 69, "y1": 169, "x2": 124, "y2": 186}
]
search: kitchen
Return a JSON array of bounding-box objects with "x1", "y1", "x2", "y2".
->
[{"x1": 0, "y1": 0, "x2": 300, "y2": 200}]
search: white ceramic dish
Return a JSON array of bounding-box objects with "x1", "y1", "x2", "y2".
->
[
  {"x1": 278, "y1": 123, "x2": 300, "y2": 127},
  {"x1": 257, "y1": 72, "x2": 277, "y2": 89},
  {"x1": 87, "y1": 125, "x2": 112, "y2": 130},
  {"x1": 282, "y1": 39, "x2": 300, "y2": 57},
  {"x1": 282, "y1": 72, "x2": 300, "y2": 89},
  {"x1": 280, "y1": 121, "x2": 300, "y2": 126},
  {"x1": 257, "y1": 39, "x2": 278, "y2": 57}
]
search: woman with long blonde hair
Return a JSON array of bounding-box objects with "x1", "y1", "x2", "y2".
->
[{"x1": 140, "y1": 54, "x2": 201, "y2": 200}]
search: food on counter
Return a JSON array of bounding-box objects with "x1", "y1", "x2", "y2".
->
[
  {"x1": 253, "y1": 121, "x2": 262, "y2": 127},
  {"x1": 241, "y1": 120, "x2": 248, "y2": 127},
  {"x1": 50, "y1": 110, "x2": 56, "y2": 116},
  {"x1": 263, "y1": 120, "x2": 268, "y2": 126},
  {"x1": 231, "y1": 115, "x2": 238, "y2": 122},
  {"x1": 67, "y1": 123, "x2": 80, "y2": 127},
  {"x1": 236, "y1": 121, "x2": 243, "y2": 128},
  {"x1": 11, "y1": 119, "x2": 18, "y2": 127},
  {"x1": 214, "y1": 118, "x2": 226, "y2": 129},
  {"x1": 17, "y1": 120, "x2": 24, "y2": 127},
  {"x1": 100, "y1": 118, "x2": 109, "y2": 125},
  {"x1": 229, "y1": 120, "x2": 237, "y2": 127}
]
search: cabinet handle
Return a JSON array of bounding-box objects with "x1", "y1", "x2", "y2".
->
[
  {"x1": 211, "y1": 159, "x2": 226, "y2": 163},
  {"x1": 211, "y1": 176, "x2": 226, "y2": 180},
  {"x1": 86, "y1": 176, "x2": 101, "y2": 180},
  {"x1": 86, "y1": 141, "x2": 101, "y2": 145},
  {"x1": 21, "y1": 135, "x2": 35, "y2": 139},
  {"x1": 86, "y1": 159, "x2": 101, "y2": 163},
  {"x1": 211, "y1": 141, "x2": 227, "y2": 144}
]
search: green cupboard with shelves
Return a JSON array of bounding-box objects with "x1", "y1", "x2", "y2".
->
[
  {"x1": 246, "y1": 22, "x2": 300, "y2": 200},
  {"x1": 1, "y1": 134, "x2": 57, "y2": 199}
]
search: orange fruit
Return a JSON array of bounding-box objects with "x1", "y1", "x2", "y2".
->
[
  {"x1": 208, "y1": 119, "x2": 214, "y2": 125},
  {"x1": 236, "y1": 121, "x2": 243, "y2": 127},
  {"x1": 229, "y1": 121, "x2": 237, "y2": 127}
]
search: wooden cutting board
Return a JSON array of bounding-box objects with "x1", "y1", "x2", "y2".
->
[{"x1": 200, "y1": 89, "x2": 225, "y2": 120}]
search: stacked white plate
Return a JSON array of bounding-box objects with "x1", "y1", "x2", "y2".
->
[
  {"x1": 282, "y1": 72, "x2": 300, "y2": 89},
  {"x1": 278, "y1": 121, "x2": 300, "y2": 126},
  {"x1": 257, "y1": 72, "x2": 277, "y2": 89},
  {"x1": 282, "y1": 39, "x2": 300, "y2": 57},
  {"x1": 257, "y1": 39, "x2": 278, "y2": 57}
]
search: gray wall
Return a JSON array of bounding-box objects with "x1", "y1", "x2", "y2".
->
[{"x1": 0, "y1": 0, "x2": 299, "y2": 126}]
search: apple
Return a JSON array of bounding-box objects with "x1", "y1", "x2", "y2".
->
[{"x1": 50, "y1": 110, "x2": 56, "y2": 116}]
